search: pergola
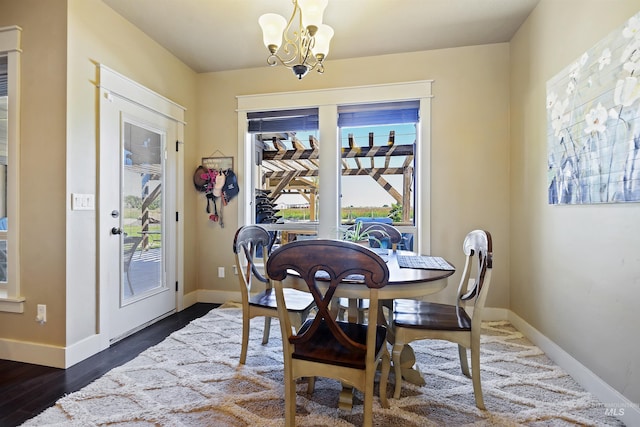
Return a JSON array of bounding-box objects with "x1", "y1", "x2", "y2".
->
[
  {"x1": 125, "y1": 163, "x2": 161, "y2": 249},
  {"x1": 258, "y1": 130, "x2": 414, "y2": 223}
]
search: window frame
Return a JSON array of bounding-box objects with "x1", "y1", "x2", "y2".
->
[
  {"x1": 236, "y1": 81, "x2": 433, "y2": 253},
  {"x1": 0, "y1": 26, "x2": 23, "y2": 312}
]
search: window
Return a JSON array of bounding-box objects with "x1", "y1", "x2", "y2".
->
[
  {"x1": 0, "y1": 26, "x2": 23, "y2": 312},
  {"x1": 248, "y1": 109, "x2": 321, "y2": 243},
  {"x1": 248, "y1": 108, "x2": 320, "y2": 221},
  {"x1": 237, "y1": 81, "x2": 432, "y2": 253},
  {"x1": 338, "y1": 101, "x2": 418, "y2": 250},
  {"x1": 338, "y1": 102, "x2": 418, "y2": 223}
]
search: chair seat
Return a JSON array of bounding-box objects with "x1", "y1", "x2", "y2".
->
[
  {"x1": 292, "y1": 319, "x2": 387, "y2": 370},
  {"x1": 249, "y1": 288, "x2": 315, "y2": 312},
  {"x1": 393, "y1": 299, "x2": 471, "y2": 331}
]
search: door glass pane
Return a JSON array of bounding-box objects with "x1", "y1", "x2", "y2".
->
[{"x1": 122, "y1": 122, "x2": 163, "y2": 301}]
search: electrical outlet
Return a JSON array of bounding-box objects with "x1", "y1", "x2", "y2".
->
[
  {"x1": 218, "y1": 267, "x2": 225, "y2": 278},
  {"x1": 36, "y1": 304, "x2": 47, "y2": 324},
  {"x1": 233, "y1": 265, "x2": 238, "y2": 275}
]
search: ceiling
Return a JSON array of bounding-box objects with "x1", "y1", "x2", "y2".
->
[{"x1": 102, "y1": 0, "x2": 540, "y2": 74}]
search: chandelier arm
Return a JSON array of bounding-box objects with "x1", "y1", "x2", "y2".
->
[
  {"x1": 301, "y1": 33, "x2": 314, "y2": 67},
  {"x1": 266, "y1": 55, "x2": 279, "y2": 67},
  {"x1": 268, "y1": 51, "x2": 297, "y2": 67},
  {"x1": 271, "y1": 1, "x2": 302, "y2": 67}
]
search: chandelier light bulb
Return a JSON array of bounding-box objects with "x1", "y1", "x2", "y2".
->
[
  {"x1": 258, "y1": 13, "x2": 287, "y2": 53},
  {"x1": 312, "y1": 24, "x2": 334, "y2": 59},
  {"x1": 298, "y1": 0, "x2": 328, "y2": 35}
]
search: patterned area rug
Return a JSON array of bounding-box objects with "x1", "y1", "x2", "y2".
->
[{"x1": 23, "y1": 306, "x2": 624, "y2": 426}]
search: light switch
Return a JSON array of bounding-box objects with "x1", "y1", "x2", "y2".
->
[{"x1": 72, "y1": 193, "x2": 95, "y2": 210}]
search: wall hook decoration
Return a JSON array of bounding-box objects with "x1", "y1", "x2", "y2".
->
[{"x1": 194, "y1": 160, "x2": 238, "y2": 229}]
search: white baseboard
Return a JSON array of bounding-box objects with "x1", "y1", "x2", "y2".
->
[
  {"x1": 506, "y1": 310, "x2": 639, "y2": 426},
  {"x1": 64, "y1": 333, "x2": 109, "y2": 368},
  {"x1": 181, "y1": 290, "x2": 199, "y2": 308},
  {"x1": 0, "y1": 337, "x2": 66, "y2": 368}
]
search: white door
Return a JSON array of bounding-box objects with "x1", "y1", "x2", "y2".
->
[{"x1": 99, "y1": 75, "x2": 180, "y2": 342}]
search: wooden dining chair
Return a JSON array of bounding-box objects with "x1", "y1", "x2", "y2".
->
[
  {"x1": 266, "y1": 239, "x2": 391, "y2": 427},
  {"x1": 338, "y1": 222, "x2": 403, "y2": 322},
  {"x1": 233, "y1": 225, "x2": 315, "y2": 365},
  {"x1": 391, "y1": 229, "x2": 493, "y2": 409}
]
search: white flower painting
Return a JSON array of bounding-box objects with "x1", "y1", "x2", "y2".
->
[{"x1": 547, "y1": 12, "x2": 640, "y2": 204}]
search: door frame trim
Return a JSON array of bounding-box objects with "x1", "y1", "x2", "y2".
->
[{"x1": 98, "y1": 64, "x2": 186, "y2": 124}]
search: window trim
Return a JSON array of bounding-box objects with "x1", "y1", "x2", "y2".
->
[
  {"x1": 0, "y1": 26, "x2": 24, "y2": 312},
  {"x1": 236, "y1": 81, "x2": 433, "y2": 253}
]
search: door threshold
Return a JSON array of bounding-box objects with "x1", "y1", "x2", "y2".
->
[{"x1": 109, "y1": 309, "x2": 176, "y2": 344}]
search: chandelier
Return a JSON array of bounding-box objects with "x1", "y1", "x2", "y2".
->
[{"x1": 258, "y1": 0, "x2": 334, "y2": 79}]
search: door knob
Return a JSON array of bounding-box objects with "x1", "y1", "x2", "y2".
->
[{"x1": 111, "y1": 227, "x2": 123, "y2": 235}]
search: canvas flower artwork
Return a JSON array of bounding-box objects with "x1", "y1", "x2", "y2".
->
[{"x1": 547, "y1": 11, "x2": 640, "y2": 204}]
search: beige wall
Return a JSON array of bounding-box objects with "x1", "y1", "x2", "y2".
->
[
  {"x1": 0, "y1": 0, "x2": 198, "y2": 356},
  {"x1": 0, "y1": 0, "x2": 68, "y2": 345},
  {"x1": 510, "y1": 0, "x2": 640, "y2": 404},
  {"x1": 196, "y1": 44, "x2": 511, "y2": 309}
]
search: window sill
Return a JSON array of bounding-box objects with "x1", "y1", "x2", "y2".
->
[{"x1": 0, "y1": 294, "x2": 25, "y2": 313}]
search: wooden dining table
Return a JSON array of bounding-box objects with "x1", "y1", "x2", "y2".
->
[
  {"x1": 336, "y1": 247, "x2": 455, "y2": 300},
  {"x1": 283, "y1": 247, "x2": 455, "y2": 409}
]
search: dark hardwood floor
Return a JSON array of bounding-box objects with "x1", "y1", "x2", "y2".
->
[{"x1": 0, "y1": 303, "x2": 219, "y2": 427}]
